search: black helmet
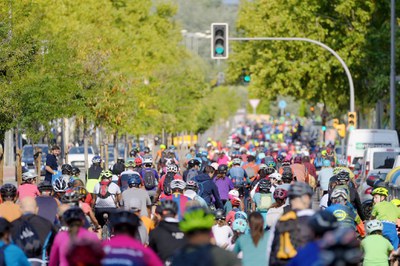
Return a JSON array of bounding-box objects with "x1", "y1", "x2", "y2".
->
[
  {"x1": 214, "y1": 209, "x2": 225, "y2": 220},
  {"x1": 0, "y1": 184, "x2": 16, "y2": 200},
  {"x1": 336, "y1": 170, "x2": 350, "y2": 183},
  {"x1": 217, "y1": 164, "x2": 228, "y2": 174},
  {"x1": 110, "y1": 210, "x2": 140, "y2": 228},
  {"x1": 61, "y1": 164, "x2": 73, "y2": 175},
  {"x1": 258, "y1": 178, "x2": 272, "y2": 193},
  {"x1": 71, "y1": 167, "x2": 81, "y2": 176},
  {"x1": 62, "y1": 207, "x2": 86, "y2": 224},
  {"x1": 144, "y1": 147, "x2": 151, "y2": 153},
  {"x1": 288, "y1": 182, "x2": 313, "y2": 199},
  {"x1": 160, "y1": 200, "x2": 178, "y2": 215},
  {"x1": 188, "y1": 159, "x2": 200, "y2": 168},
  {"x1": 61, "y1": 189, "x2": 81, "y2": 205},
  {"x1": 281, "y1": 170, "x2": 293, "y2": 183},
  {"x1": 37, "y1": 181, "x2": 53, "y2": 192},
  {"x1": 308, "y1": 210, "x2": 338, "y2": 237}
]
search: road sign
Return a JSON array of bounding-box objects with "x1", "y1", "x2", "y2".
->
[
  {"x1": 278, "y1": 100, "x2": 287, "y2": 109},
  {"x1": 249, "y1": 99, "x2": 260, "y2": 109}
]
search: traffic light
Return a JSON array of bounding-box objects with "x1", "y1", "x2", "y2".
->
[
  {"x1": 211, "y1": 23, "x2": 229, "y2": 59},
  {"x1": 332, "y1": 118, "x2": 339, "y2": 128},
  {"x1": 242, "y1": 68, "x2": 251, "y2": 84},
  {"x1": 348, "y1": 112, "x2": 357, "y2": 129},
  {"x1": 337, "y1": 124, "x2": 346, "y2": 138},
  {"x1": 322, "y1": 125, "x2": 327, "y2": 132}
]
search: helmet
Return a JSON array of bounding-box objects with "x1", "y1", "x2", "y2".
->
[
  {"x1": 233, "y1": 144, "x2": 240, "y2": 150},
  {"x1": 100, "y1": 170, "x2": 113, "y2": 179},
  {"x1": 258, "y1": 179, "x2": 271, "y2": 193},
  {"x1": 214, "y1": 209, "x2": 225, "y2": 220},
  {"x1": 144, "y1": 147, "x2": 151, "y2": 153},
  {"x1": 308, "y1": 210, "x2": 338, "y2": 236},
  {"x1": 142, "y1": 157, "x2": 152, "y2": 165},
  {"x1": 22, "y1": 172, "x2": 38, "y2": 181},
  {"x1": 135, "y1": 157, "x2": 143, "y2": 166},
  {"x1": 259, "y1": 164, "x2": 267, "y2": 170},
  {"x1": 210, "y1": 162, "x2": 219, "y2": 171},
  {"x1": 125, "y1": 159, "x2": 135, "y2": 168},
  {"x1": 61, "y1": 189, "x2": 81, "y2": 204},
  {"x1": 179, "y1": 207, "x2": 215, "y2": 233},
  {"x1": 293, "y1": 156, "x2": 302, "y2": 164},
  {"x1": 282, "y1": 171, "x2": 293, "y2": 183},
  {"x1": 129, "y1": 147, "x2": 139, "y2": 157},
  {"x1": 232, "y1": 158, "x2": 241, "y2": 165},
  {"x1": 366, "y1": 219, "x2": 383, "y2": 234},
  {"x1": 61, "y1": 164, "x2": 73, "y2": 175},
  {"x1": 266, "y1": 161, "x2": 276, "y2": 168},
  {"x1": 110, "y1": 210, "x2": 140, "y2": 228},
  {"x1": 234, "y1": 211, "x2": 248, "y2": 220},
  {"x1": 269, "y1": 172, "x2": 282, "y2": 181},
  {"x1": 323, "y1": 160, "x2": 331, "y2": 167},
  {"x1": 336, "y1": 170, "x2": 350, "y2": 182},
  {"x1": 169, "y1": 145, "x2": 176, "y2": 150},
  {"x1": 232, "y1": 218, "x2": 247, "y2": 233},
  {"x1": 160, "y1": 200, "x2": 178, "y2": 215},
  {"x1": 127, "y1": 173, "x2": 142, "y2": 186},
  {"x1": 273, "y1": 188, "x2": 288, "y2": 200},
  {"x1": 371, "y1": 187, "x2": 389, "y2": 197},
  {"x1": 166, "y1": 164, "x2": 178, "y2": 173},
  {"x1": 53, "y1": 175, "x2": 69, "y2": 192},
  {"x1": 391, "y1": 199, "x2": 400, "y2": 207},
  {"x1": 228, "y1": 189, "x2": 239, "y2": 199},
  {"x1": 186, "y1": 180, "x2": 199, "y2": 192},
  {"x1": 331, "y1": 188, "x2": 348, "y2": 200},
  {"x1": 188, "y1": 159, "x2": 201, "y2": 168},
  {"x1": 71, "y1": 167, "x2": 81, "y2": 176},
  {"x1": 37, "y1": 181, "x2": 53, "y2": 192},
  {"x1": 277, "y1": 155, "x2": 285, "y2": 163},
  {"x1": 170, "y1": 180, "x2": 186, "y2": 191},
  {"x1": 92, "y1": 156, "x2": 102, "y2": 164},
  {"x1": 0, "y1": 184, "x2": 17, "y2": 200},
  {"x1": 73, "y1": 186, "x2": 88, "y2": 199},
  {"x1": 230, "y1": 197, "x2": 241, "y2": 206},
  {"x1": 282, "y1": 158, "x2": 291, "y2": 166},
  {"x1": 62, "y1": 207, "x2": 86, "y2": 224},
  {"x1": 288, "y1": 182, "x2": 313, "y2": 198},
  {"x1": 160, "y1": 144, "x2": 166, "y2": 150},
  {"x1": 217, "y1": 164, "x2": 228, "y2": 174}
]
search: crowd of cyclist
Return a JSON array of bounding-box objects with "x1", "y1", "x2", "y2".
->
[{"x1": 1, "y1": 119, "x2": 400, "y2": 265}]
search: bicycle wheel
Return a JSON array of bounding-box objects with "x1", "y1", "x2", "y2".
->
[{"x1": 102, "y1": 224, "x2": 109, "y2": 240}]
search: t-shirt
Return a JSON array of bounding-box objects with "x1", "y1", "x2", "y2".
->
[
  {"x1": 234, "y1": 232, "x2": 270, "y2": 266},
  {"x1": 121, "y1": 187, "x2": 151, "y2": 217},
  {"x1": 17, "y1": 184, "x2": 40, "y2": 200},
  {"x1": 93, "y1": 182, "x2": 121, "y2": 208},
  {"x1": 326, "y1": 204, "x2": 357, "y2": 229},
  {"x1": 212, "y1": 225, "x2": 233, "y2": 248},
  {"x1": 36, "y1": 196, "x2": 58, "y2": 223},
  {"x1": 371, "y1": 201, "x2": 400, "y2": 223},
  {"x1": 265, "y1": 206, "x2": 285, "y2": 228},
  {"x1": 318, "y1": 168, "x2": 334, "y2": 191},
  {"x1": 361, "y1": 234, "x2": 393, "y2": 266},
  {"x1": 45, "y1": 154, "x2": 58, "y2": 182},
  {"x1": 0, "y1": 241, "x2": 30, "y2": 266},
  {"x1": 0, "y1": 202, "x2": 22, "y2": 222}
]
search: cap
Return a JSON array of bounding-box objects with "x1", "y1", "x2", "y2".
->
[{"x1": 126, "y1": 198, "x2": 141, "y2": 212}]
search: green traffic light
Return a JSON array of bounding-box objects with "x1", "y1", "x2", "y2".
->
[
  {"x1": 322, "y1": 126, "x2": 327, "y2": 131},
  {"x1": 215, "y1": 46, "x2": 224, "y2": 55},
  {"x1": 244, "y1": 75, "x2": 251, "y2": 82}
]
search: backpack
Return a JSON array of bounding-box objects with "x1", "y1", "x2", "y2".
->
[
  {"x1": 143, "y1": 169, "x2": 157, "y2": 190},
  {"x1": 163, "y1": 173, "x2": 175, "y2": 196},
  {"x1": 275, "y1": 210, "x2": 299, "y2": 261},
  {"x1": 13, "y1": 217, "x2": 42, "y2": 258},
  {"x1": 257, "y1": 193, "x2": 272, "y2": 211},
  {"x1": 186, "y1": 169, "x2": 199, "y2": 182},
  {"x1": 314, "y1": 157, "x2": 323, "y2": 168},
  {"x1": 97, "y1": 180, "x2": 112, "y2": 199}
]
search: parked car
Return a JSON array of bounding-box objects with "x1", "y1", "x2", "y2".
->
[
  {"x1": 67, "y1": 146, "x2": 95, "y2": 168},
  {"x1": 21, "y1": 144, "x2": 49, "y2": 176}
]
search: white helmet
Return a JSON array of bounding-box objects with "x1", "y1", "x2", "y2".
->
[
  {"x1": 52, "y1": 175, "x2": 69, "y2": 192},
  {"x1": 166, "y1": 164, "x2": 178, "y2": 173},
  {"x1": 170, "y1": 180, "x2": 186, "y2": 191},
  {"x1": 259, "y1": 164, "x2": 267, "y2": 170},
  {"x1": 331, "y1": 188, "x2": 348, "y2": 200},
  {"x1": 22, "y1": 172, "x2": 38, "y2": 181},
  {"x1": 228, "y1": 189, "x2": 239, "y2": 199},
  {"x1": 143, "y1": 157, "x2": 153, "y2": 165},
  {"x1": 269, "y1": 172, "x2": 282, "y2": 181},
  {"x1": 232, "y1": 158, "x2": 241, "y2": 165},
  {"x1": 366, "y1": 220, "x2": 383, "y2": 234}
]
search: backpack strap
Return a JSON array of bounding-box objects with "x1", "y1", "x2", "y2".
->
[{"x1": 42, "y1": 231, "x2": 52, "y2": 261}]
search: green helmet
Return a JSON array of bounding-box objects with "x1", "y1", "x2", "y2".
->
[
  {"x1": 179, "y1": 207, "x2": 215, "y2": 233},
  {"x1": 100, "y1": 170, "x2": 113, "y2": 179},
  {"x1": 125, "y1": 159, "x2": 135, "y2": 168}
]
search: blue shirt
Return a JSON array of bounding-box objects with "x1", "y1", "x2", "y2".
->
[
  {"x1": 0, "y1": 241, "x2": 30, "y2": 266},
  {"x1": 234, "y1": 232, "x2": 270, "y2": 266},
  {"x1": 325, "y1": 204, "x2": 357, "y2": 229},
  {"x1": 288, "y1": 241, "x2": 321, "y2": 266}
]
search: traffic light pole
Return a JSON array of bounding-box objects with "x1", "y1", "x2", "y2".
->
[{"x1": 229, "y1": 37, "x2": 355, "y2": 112}]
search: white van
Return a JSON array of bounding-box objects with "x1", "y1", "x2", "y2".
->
[
  {"x1": 346, "y1": 129, "x2": 399, "y2": 168},
  {"x1": 360, "y1": 147, "x2": 400, "y2": 179}
]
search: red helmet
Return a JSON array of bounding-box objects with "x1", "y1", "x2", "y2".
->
[
  {"x1": 230, "y1": 197, "x2": 241, "y2": 206},
  {"x1": 293, "y1": 156, "x2": 302, "y2": 164},
  {"x1": 135, "y1": 157, "x2": 142, "y2": 166},
  {"x1": 273, "y1": 188, "x2": 288, "y2": 200}
]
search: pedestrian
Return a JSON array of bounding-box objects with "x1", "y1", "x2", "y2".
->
[{"x1": 44, "y1": 145, "x2": 61, "y2": 183}]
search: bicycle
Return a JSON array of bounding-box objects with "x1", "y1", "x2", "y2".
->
[{"x1": 101, "y1": 213, "x2": 111, "y2": 240}]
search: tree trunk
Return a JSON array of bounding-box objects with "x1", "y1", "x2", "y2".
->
[
  {"x1": 114, "y1": 130, "x2": 118, "y2": 163},
  {"x1": 83, "y1": 118, "x2": 89, "y2": 173}
]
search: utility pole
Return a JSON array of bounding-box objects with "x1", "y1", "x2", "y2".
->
[{"x1": 390, "y1": 0, "x2": 396, "y2": 129}]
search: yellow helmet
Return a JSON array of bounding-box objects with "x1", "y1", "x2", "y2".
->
[
  {"x1": 391, "y1": 199, "x2": 400, "y2": 207},
  {"x1": 371, "y1": 187, "x2": 388, "y2": 197}
]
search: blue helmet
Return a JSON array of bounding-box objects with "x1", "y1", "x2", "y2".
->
[
  {"x1": 323, "y1": 160, "x2": 331, "y2": 167},
  {"x1": 234, "y1": 211, "x2": 248, "y2": 220},
  {"x1": 232, "y1": 218, "x2": 247, "y2": 233},
  {"x1": 127, "y1": 173, "x2": 141, "y2": 186},
  {"x1": 92, "y1": 156, "x2": 102, "y2": 164}
]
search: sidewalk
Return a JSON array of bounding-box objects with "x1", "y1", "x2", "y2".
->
[{"x1": 3, "y1": 166, "x2": 17, "y2": 185}]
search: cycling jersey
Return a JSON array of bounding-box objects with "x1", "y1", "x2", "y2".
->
[
  {"x1": 228, "y1": 167, "x2": 249, "y2": 186},
  {"x1": 325, "y1": 204, "x2": 358, "y2": 229},
  {"x1": 162, "y1": 193, "x2": 190, "y2": 221}
]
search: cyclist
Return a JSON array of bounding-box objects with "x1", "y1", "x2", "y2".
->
[
  {"x1": 52, "y1": 175, "x2": 70, "y2": 204},
  {"x1": 71, "y1": 166, "x2": 81, "y2": 180},
  {"x1": 290, "y1": 155, "x2": 307, "y2": 182},
  {"x1": 213, "y1": 164, "x2": 234, "y2": 206},
  {"x1": 0, "y1": 217, "x2": 30, "y2": 265},
  {"x1": 36, "y1": 181, "x2": 58, "y2": 223},
  {"x1": 227, "y1": 158, "x2": 249, "y2": 200},
  {"x1": 170, "y1": 207, "x2": 241, "y2": 266},
  {"x1": 85, "y1": 155, "x2": 103, "y2": 195},
  {"x1": 61, "y1": 164, "x2": 73, "y2": 176},
  {"x1": 49, "y1": 207, "x2": 100, "y2": 266},
  {"x1": 134, "y1": 157, "x2": 143, "y2": 173},
  {"x1": 121, "y1": 174, "x2": 152, "y2": 217},
  {"x1": 17, "y1": 172, "x2": 40, "y2": 200},
  {"x1": 73, "y1": 186, "x2": 100, "y2": 230},
  {"x1": 0, "y1": 184, "x2": 21, "y2": 222},
  {"x1": 184, "y1": 180, "x2": 208, "y2": 207},
  {"x1": 243, "y1": 155, "x2": 259, "y2": 183},
  {"x1": 140, "y1": 156, "x2": 159, "y2": 202},
  {"x1": 212, "y1": 209, "x2": 233, "y2": 249},
  {"x1": 193, "y1": 165, "x2": 223, "y2": 209},
  {"x1": 317, "y1": 159, "x2": 333, "y2": 196},
  {"x1": 93, "y1": 170, "x2": 121, "y2": 227},
  {"x1": 161, "y1": 180, "x2": 190, "y2": 221},
  {"x1": 183, "y1": 158, "x2": 201, "y2": 182},
  {"x1": 155, "y1": 163, "x2": 182, "y2": 201},
  {"x1": 119, "y1": 158, "x2": 140, "y2": 192},
  {"x1": 266, "y1": 188, "x2": 288, "y2": 228},
  {"x1": 370, "y1": 186, "x2": 400, "y2": 249},
  {"x1": 149, "y1": 200, "x2": 187, "y2": 263},
  {"x1": 103, "y1": 210, "x2": 162, "y2": 266},
  {"x1": 253, "y1": 178, "x2": 273, "y2": 222}
]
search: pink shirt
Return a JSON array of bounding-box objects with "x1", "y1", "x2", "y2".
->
[
  {"x1": 49, "y1": 228, "x2": 100, "y2": 266},
  {"x1": 17, "y1": 184, "x2": 40, "y2": 200},
  {"x1": 102, "y1": 234, "x2": 163, "y2": 266},
  {"x1": 217, "y1": 155, "x2": 230, "y2": 165}
]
